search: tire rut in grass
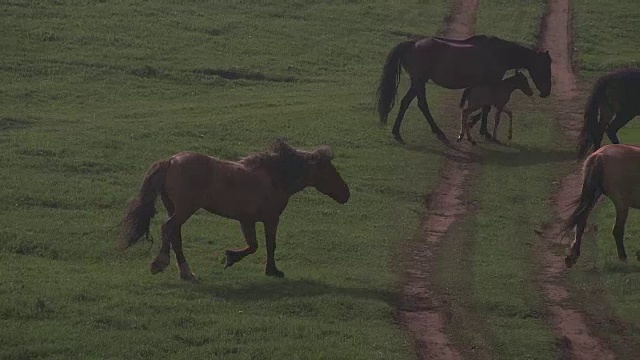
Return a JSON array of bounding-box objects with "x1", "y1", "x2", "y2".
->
[
  {"x1": 397, "y1": 0, "x2": 480, "y2": 359},
  {"x1": 537, "y1": 0, "x2": 615, "y2": 359}
]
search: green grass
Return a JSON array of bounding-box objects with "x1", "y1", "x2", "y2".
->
[
  {"x1": 0, "y1": 1, "x2": 459, "y2": 359},
  {"x1": 434, "y1": 1, "x2": 560, "y2": 359},
  {"x1": 566, "y1": 0, "x2": 640, "y2": 357},
  {"x1": 573, "y1": 0, "x2": 640, "y2": 75}
]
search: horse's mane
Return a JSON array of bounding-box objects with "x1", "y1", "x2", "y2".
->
[{"x1": 240, "y1": 139, "x2": 333, "y2": 192}]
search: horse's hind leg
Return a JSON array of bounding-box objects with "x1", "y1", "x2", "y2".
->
[
  {"x1": 492, "y1": 109, "x2": 502, "y2": 141},
  {"x1": 613, "y1": 204, "x2": 629, "y2": 261},
  {"x1": 162, "y1": 207, "x2": 197, "y2": 281},
  {"x1": 416, "y1": 86, "x2": 447, "y2": 141},
  {"x1": 606, "y1": 112, "x2": 633, "y2": 145},
  {"x1": 224, "y1": 221, "x2": 258, "y2": 269},
  {"x1": 504, "y1": 108, "x2": 514, "y2": 140},
  {"x1": 458, "y1": 110, "x2": 470, "y2": 142},
  {"x1": 391, "y1": 87, "x2": 418, "y2": 143},
  {"x1": 150, "y1": 193, "x2": 175, "y2": 275},
  {"x1": 565, "y1": 217, "x2": 587, "y2": 268}
]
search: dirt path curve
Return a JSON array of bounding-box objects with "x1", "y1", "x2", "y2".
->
[
  {"x1": 538, "y1": 0, "x2": 615, "y2": 359},
  {"x1": 397, "y1": 0, "x2": 480, "y2": 359}
]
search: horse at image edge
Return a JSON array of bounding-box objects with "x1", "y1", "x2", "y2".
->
[
  {"x1": 564, "y1": 144, "x2": 640, "y2": 267},
  {"x1": 577, "y1": 67, "x2": 640, "y2": 158}
]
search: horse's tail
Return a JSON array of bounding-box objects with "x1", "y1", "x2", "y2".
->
[
  {"x1": 119, "y1": 159, "x2": 171, "y2": 250},
  {"x1": 578, "y1": 78, "x2": 608, "y2": 158},
  {"x1": 562, "y1": 153, "x2": 604, "y2": 236},
  {"x1": 459, "y1": 88, "x2": 471, "y2": 108},
  {"x1": 376, "y1": 40, "x2": 415, "y2": 124}
]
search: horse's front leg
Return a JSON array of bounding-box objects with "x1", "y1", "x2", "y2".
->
[
  {"x1": 264, "y1": 218, "x2": 284, "y2": 277},
  {"x1": 224, "y1": 221, "x2": 258, "y2": 269}
]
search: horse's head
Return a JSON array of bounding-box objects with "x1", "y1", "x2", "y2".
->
[
  {"x1": 529, "y1": 50, "x2": 552, "y2": 98},
  {"x1": 306, "y1": 146, "x2": 350, "y2": 204},
  {"x1": 514, "y1": 71, "x2": 534, "y2": 96}
]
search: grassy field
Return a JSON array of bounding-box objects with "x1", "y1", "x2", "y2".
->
[
  {"x1": 0, "y1": 1, "x2": 460, "y2": 359},
  {"x1": 569, "y1": 0, "x2": 640, "y2": 357},
  {"x1": 433, "y1": 1, "x2": 562, "y2": 359}
]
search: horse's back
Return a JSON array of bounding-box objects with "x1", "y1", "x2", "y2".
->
[
  {"x1": 165, "y1": 151, "x2": 279, "y2": 219},
  {"x1": 602, "y1": 68, "x2": 640, "y2": 115},
  {"x1": 411, "y1": 37, "x2": 503, "y2": 88}
]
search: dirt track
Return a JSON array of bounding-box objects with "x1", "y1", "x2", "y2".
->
[
  {"x1": 397, "y1": 0, "x2": 479, "y2": 359},
  {"x1": 399, "y1": 0, "x2": 625, "y2": 359},
  {"x1": 537, "y1": 0, "x2": 615, "y2": 359}
]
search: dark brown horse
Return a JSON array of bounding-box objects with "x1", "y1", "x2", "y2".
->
[
  {"x1": 119, "y1": 140, "x2": 350, "y2": 280},
  {"x1": 563, "y1": 144, "x2": 640, "y2": 268},
  {"x1": 376, "y1": 35, "x2": 552, "y2": 143},
  {"x1": 577, "y1": 68, "x2": 640, "y2": 158}
]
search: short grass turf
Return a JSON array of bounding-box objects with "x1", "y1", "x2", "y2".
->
[{"x1": 0, "y1": 1, "x2": 458, "y2": 359}]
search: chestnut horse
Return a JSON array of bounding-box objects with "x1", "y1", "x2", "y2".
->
[
  {"x1": 577, "y1": 68, "x2": 640, "y2": 158},
  {"x1": 563, "y1": 144, "x2": 640, "y2": 268},
  {"x1": 119, "y1": 140, "x2": 350, "y2": 280},
  {"x1": 376, "y1": 35, "x2": 551, "y2": 143}
]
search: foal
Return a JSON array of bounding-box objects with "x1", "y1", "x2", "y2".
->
[{"x1": 458, "y1": 71, "x2": 534, "y2": 143}]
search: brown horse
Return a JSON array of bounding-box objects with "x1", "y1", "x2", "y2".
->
[
  {"x1": 119, "y1": 140, "x2": 350, "y2": 280},
  {"x1": 376, "y1": 35, "x2": 552, "y2": 143},
  {"x1": 577, "y1": 68, "x2": 640, "y2": 158},
  {"x1": 563, "y1": 144, "x2": 640, "y2": 268}
]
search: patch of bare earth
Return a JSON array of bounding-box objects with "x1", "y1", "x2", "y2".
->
[
  {"x1": 397, "y1": 0, "x2": 480, "y2": 359},
  {"x1": 538, "y1": 0, "x2": 614, "y2": 359}
]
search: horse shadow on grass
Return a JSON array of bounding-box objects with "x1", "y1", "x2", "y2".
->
[
  {"x1": 404, "y1": 139, "x2": 576, "y2": 167},
  {"x1": 602, "y1": 261, "x2": 640, "y2": 274},
  {"x1": 163, "y1": 277, "x2": 396, "y2": 305}
]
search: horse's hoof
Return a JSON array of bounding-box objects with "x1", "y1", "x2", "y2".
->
[
  {"x1": 456, "y1": 136, "x2": 463, "y2": 143},
  {"x1": 180, "y1": 272, "x2": 198, "y2": 282},
  {"x1": 150, "y1": 256, "x2": 170, "y2": 274},
  {"x1": 265, "y1": 268, "x2": 285, "y2": 278}
]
